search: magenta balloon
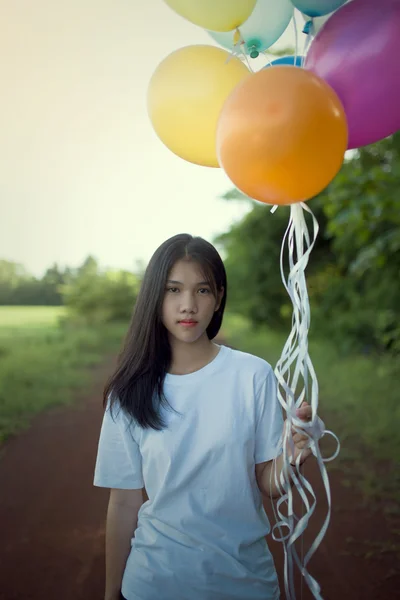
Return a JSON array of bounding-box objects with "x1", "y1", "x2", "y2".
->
[{"x1": 305, "y1": 0, "x2": 400, "y2": 149}]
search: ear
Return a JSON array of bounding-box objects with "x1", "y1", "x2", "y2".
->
[{"x1": 214, "y1": 286, "x2": 225, "y2": 312}]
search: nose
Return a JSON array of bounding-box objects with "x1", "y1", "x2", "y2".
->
[{"x1": 179, "y1": 290, "x2": 198, "y2": 314}]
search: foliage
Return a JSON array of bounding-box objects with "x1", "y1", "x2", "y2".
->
[
  {"x1": 0, "y1": 260, "x2": 66, "y2": 306},
  {"x1": 215, "y1": 190, "x2": 331, "y2": 329},
  {"x1": 311, "y1": 133, "x2": 400, "y2": 353},
  {"x1": 0, "y1": 255, "x2": 140, "y2": 325},
  {"x1": 60, "y1": 256, "x2": 139, "y2": 324},
  {"x1": 216, "y1": 132, "x2": 400, "y2": 355}
]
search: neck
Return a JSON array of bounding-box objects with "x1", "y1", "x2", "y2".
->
[{"x1": 168, "y1": 333, "x2": 220, "y2": 375}]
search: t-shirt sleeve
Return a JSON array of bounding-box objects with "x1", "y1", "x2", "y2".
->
[
  {"x1": 93, "y1": 401, "x2": 144, "y2": 489},
  {"x1": 254, "y1": 367, "x2": 284, "y2": 464}
]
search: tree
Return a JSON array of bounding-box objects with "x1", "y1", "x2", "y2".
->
[
  {"x1": 0, "y1": 260, "x2": 67, "y2": 305},
  {"x1": 60, "y1": 257, "x2": 139, "y2": 324},
  {"x1": 311, "y1": 132, "x2": 400, "y2": 352},
  {"x1": 215, "y1": 190, "x2": 330, "y2": 329},
  {"x1": 215, "y1": 132, "x2": 400, "y2": 354}
]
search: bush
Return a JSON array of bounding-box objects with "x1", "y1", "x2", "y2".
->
[{"x1": 61, "y1": 259, "x2": 139, "y2": 324}]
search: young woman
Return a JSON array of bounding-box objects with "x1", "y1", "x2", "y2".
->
[{"x1": 94, "y1": 233, "x2": 312, "y2": 600}]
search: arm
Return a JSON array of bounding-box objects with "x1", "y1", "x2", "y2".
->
[
  {"x1": 256, "y1": 405, "x2": 314, "y2": 499},
  {"x1": 104, "y1": 488, "x2": 145, "y2": 600},
  {"x1": 255, "y1": 454, "x2": 291, "y2": 499}
]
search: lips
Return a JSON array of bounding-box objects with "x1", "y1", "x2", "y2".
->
[{"x1": 178, "y1": 320, "x2": 198, "y2": 327}]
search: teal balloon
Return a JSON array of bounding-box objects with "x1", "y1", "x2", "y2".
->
[
  {"x1": 208, "y1": 0, "x2": 293, "y2": 58},
  {"x1": 291, "y1": 0, "x2": 347, "y2": 17},
  {"x1": 265, "y1": 55, "x2": 304, "y2": 67}
]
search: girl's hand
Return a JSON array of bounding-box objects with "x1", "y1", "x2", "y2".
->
[{"x1": 288, "y1": 401, "x2": 313, "y2": 466}]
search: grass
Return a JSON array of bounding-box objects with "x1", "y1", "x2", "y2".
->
[
  {"x1": 0, "y1": 306, "x2": 126, "y2": 444},
  {"x1": 222, "y1": 312, "x2": 400, "y2": 503},
  {"x1": 0, "y1": 305, "x2": 65, "y2": 328},
  {"x1": 0, "y1": 306, "x2": 66, "y2": 340}
]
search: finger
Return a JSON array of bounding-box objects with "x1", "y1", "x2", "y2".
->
[
  {"x1": 296, "y1": 406, "x2": 312, "y2": 421},
  {"x1": 292, "y1": 433, "x2": 309, "y2": 444},
  {"x1": 291, "y1": 425, "x2": 310, "y2": 436},
  {"x1": 292, "y1": 448, "x2": 313, "y2": 463},
  {"x1": 296, "y1": 401, "x2": 309, "y2": 411},
  {"x1": 294, "y1": 440, "x2": 310, "y2": 450},
  {"x1": 291, "y1": 428, "x2": 306, "y2": 439},
  {"x1": 297, "y1": 405, "x2": 312, "y2": 415}
]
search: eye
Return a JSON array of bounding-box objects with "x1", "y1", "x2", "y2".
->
[
  {"x1": 166, "y1": 287, "x2": 179, "y2": 293},
  {"x1": 198, "y1": 288, "x2": 211, "y2": 295}
]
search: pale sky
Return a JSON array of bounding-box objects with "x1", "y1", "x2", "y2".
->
[{"x1": 0, "y1": 0, "x2": 305, "y2": 277}]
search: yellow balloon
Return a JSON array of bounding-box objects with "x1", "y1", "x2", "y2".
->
[
  {"x1": 147, "y1": 45, "x2": 250, "y2": 167},
  {"x1": 164, "y1": 0, "x2": 257, "y2": 32}
]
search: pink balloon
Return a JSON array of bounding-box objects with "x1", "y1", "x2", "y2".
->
[{"x1": 305, "y1": 0, "x2": 400, "y2": 149}]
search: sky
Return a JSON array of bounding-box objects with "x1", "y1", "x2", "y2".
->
[{"x1": 0, "y1": 0, "x2": 305, "y2": 277}]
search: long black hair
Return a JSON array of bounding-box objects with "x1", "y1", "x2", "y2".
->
[{"x1": 103, "y1": 234, "x2": 227, "y2": 430}]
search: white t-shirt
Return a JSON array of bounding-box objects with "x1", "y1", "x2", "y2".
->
[{"x1": 94, "y1": 345, "x2": 284, "y2": 600}]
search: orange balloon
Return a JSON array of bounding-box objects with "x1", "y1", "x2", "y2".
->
[{"x1": 216, "y1": 66, "x2": 348, "y2": 205}]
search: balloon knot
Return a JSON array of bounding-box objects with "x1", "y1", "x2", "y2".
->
[
  {"x1": 303, "y1": 19, "x2": 313, "y2": 35},
  {"x1": 249, "y1": 46, "x2": 259, "y2": 59}
]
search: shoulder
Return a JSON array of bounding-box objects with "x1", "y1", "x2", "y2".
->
[
  {"x1": 225, "y1": 345, "x2": 273, "y2": 375},
  {"x1": 223, "y1": 345, "x2": 274, "y2": 388},
  {"x1": 105, "y1": 395, "x2": 141, "y2": 440}
]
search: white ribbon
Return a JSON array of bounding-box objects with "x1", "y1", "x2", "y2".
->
[
  {"x1": 301, "y1": 18, "x2": 315, "y2": 67},
  {"x1": 270, "y1": 203, "x2": 340, "y2": 599}
]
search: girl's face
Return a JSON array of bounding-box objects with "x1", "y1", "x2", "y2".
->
[{"x1": 162, "y1": 259, "x2": 223, "y2": 345}]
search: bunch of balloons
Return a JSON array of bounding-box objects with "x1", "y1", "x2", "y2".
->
[{"x1": 148, "y1": 0, "x2": 400, "y2": 206}]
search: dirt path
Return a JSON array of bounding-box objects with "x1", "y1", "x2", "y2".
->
[{"x1": 0, "y1": 355, "x2": 399, "y2": 600}]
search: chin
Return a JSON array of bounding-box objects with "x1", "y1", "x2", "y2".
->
[
  {"x1": 175, "y1": 332, "x2": 203, "y2": 344},
  {"x1": 168, "y1": 327, "x2": 206, "y2": 345}
]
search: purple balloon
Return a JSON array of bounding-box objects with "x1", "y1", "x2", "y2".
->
[{"x1": 305, "y1": 0, "x2": 400, "y2": 149}]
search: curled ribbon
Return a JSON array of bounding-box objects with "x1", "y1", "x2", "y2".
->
[{"x1": 270, "y1": 203, "x2": 340, "y2": 599}]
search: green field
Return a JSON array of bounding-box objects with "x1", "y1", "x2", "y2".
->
[
  {"x1": 0, "y1": 306, "x2": 66, "y2": 341},
  {"x1": 0, "y1": 306, "x2": 126, "y2": 444},
  {"x1": 0, "y1": 306, "x2": 65, "y2": 328}
]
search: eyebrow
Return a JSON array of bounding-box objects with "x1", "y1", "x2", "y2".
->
[{"x1": 167, "y1": 280, "x2": 211, "y2": 286}]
